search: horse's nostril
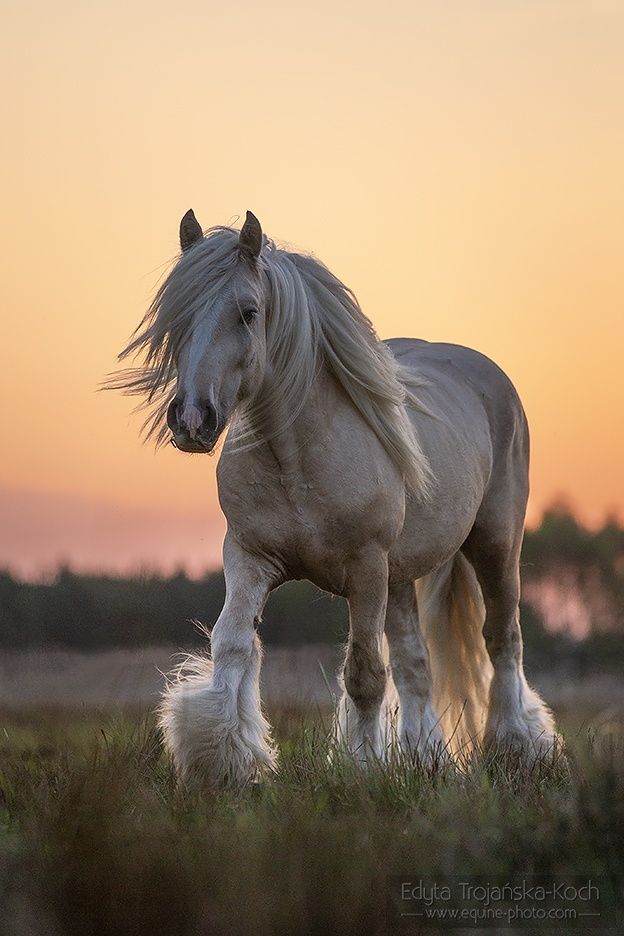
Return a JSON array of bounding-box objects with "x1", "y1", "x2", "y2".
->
[
  {"x1": 166, "y1": 398, "x2": 180, "y2": 432},
  {"x1": 201, "y1": 403, "x2": 218, "y2": 434}
]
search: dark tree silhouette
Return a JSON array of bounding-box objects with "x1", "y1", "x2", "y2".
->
[{"x1": 0, "y1": 508, "x2": 622, "y2": 671}]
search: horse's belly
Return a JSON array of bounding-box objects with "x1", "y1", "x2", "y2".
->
[
  {"x1": 388, "y1": 491, "x2": 482, "y2": 582},
  {"x1": 388, "y1": 408, "x2": 492, "y2": 581}
]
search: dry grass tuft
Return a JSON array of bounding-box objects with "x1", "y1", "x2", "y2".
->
[{"x1": 0, "y1": 706, "x2": 622, "y2": 935}]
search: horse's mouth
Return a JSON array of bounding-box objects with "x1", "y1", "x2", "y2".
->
[{"x1": 170, "y1": 433, "x2": 218, "y2": 454}]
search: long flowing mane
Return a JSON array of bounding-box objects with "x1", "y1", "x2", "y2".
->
[{"x1": 109, "y1": 225, "x2": 433, "y2": 494}]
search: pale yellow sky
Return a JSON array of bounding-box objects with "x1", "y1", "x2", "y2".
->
[{"x1": 1, "y1": 0, "x2": 623, "y2": 574}]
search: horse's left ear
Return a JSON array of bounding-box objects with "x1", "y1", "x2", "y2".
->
[
  {"x1": 179, "y1": 209, "x2": 203, "y2": 252},
  {"x1": 239, "y1": 211, "x2": 263, "y2": 260}
]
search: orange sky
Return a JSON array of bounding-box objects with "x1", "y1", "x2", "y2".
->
[{"x1": 1, "y1": 0, "x2": 623, "y2": 577}]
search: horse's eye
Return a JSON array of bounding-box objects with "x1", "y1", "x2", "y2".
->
[{"x1": 242, "y1": 307, "x2": 258, "y2": 325}]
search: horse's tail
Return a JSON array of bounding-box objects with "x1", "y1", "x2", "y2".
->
[{"x1": 417, "y1": 552, "x2": 493, "y2": 756}]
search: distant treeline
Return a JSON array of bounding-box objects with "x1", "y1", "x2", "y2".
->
[
  {"x1": 522, "y1": 506, "x2": 624, "y2": 634},
  {"x1": 0, "y1": 568, "x2": 346, "y2": 649},
  {"x1": 0, "y1": 508, "x2": 622, "y2": 669}
]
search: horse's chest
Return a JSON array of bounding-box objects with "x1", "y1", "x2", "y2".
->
[{"x1": 219, "y1": 470, "x2": 401, "y2": 592}]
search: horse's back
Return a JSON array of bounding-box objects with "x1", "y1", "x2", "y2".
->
[
  {"x1": 388, "y1": 336, "x2": 527, "y2": 431},
  {"x1": 388, "y1": 337, "x2": 529, "y2": 470}
]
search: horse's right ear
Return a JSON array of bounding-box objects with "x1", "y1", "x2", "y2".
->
[{"x1": 179, "y1": 209, "x2": 203, "y2": 252}]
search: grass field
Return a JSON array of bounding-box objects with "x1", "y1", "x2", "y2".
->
[{"x1": 0, "y1": 696, "x2": 622, "y2": 936}]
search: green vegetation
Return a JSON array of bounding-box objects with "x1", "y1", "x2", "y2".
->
[{"x1": 0, "y1": 707, "x2": 622, "y2": 935}]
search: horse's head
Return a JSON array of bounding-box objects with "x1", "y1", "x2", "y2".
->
[{"x1": 166, "y1": 210, "x2": 267, "y2": 453}]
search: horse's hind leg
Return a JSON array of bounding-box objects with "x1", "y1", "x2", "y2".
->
[
  {"x1": 462, "y1": 518, "x2": 557, "y2": 758},
  {"x1": 384, "y1": 582, "x2": 445, "y2": 762}
]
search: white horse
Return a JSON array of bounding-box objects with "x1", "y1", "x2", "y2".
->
[{"x1": 113, "y1": 209, "x2": 557, "y2": 786}]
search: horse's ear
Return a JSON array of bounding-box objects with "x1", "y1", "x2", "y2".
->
[
  {"x1": 239, "y1": 210, "x2": 263, "y2": 260},
  {"x1": 179, "y1": 209, "x2": 203, "y2": 252}
]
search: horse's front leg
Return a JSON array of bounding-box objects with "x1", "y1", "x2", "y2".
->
[
  {"x1": 160, "y1": 535, "x2": 278, "y2": 788},
  {"x1": 336, "y1": 546, "x2": 389, "y2": 763}
]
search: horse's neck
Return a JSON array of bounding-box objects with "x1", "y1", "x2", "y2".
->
[{"x1": 254, "y1": 366, "x2": 337, "y2": 483}]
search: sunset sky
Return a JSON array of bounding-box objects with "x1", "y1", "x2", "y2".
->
[{"x1": 1, "y1": 0, "x2": 622, "y2": 578}]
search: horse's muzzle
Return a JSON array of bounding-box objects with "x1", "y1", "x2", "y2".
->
[{"x1": 166, "y1": 397, "x2": 221, "y2": 454}]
